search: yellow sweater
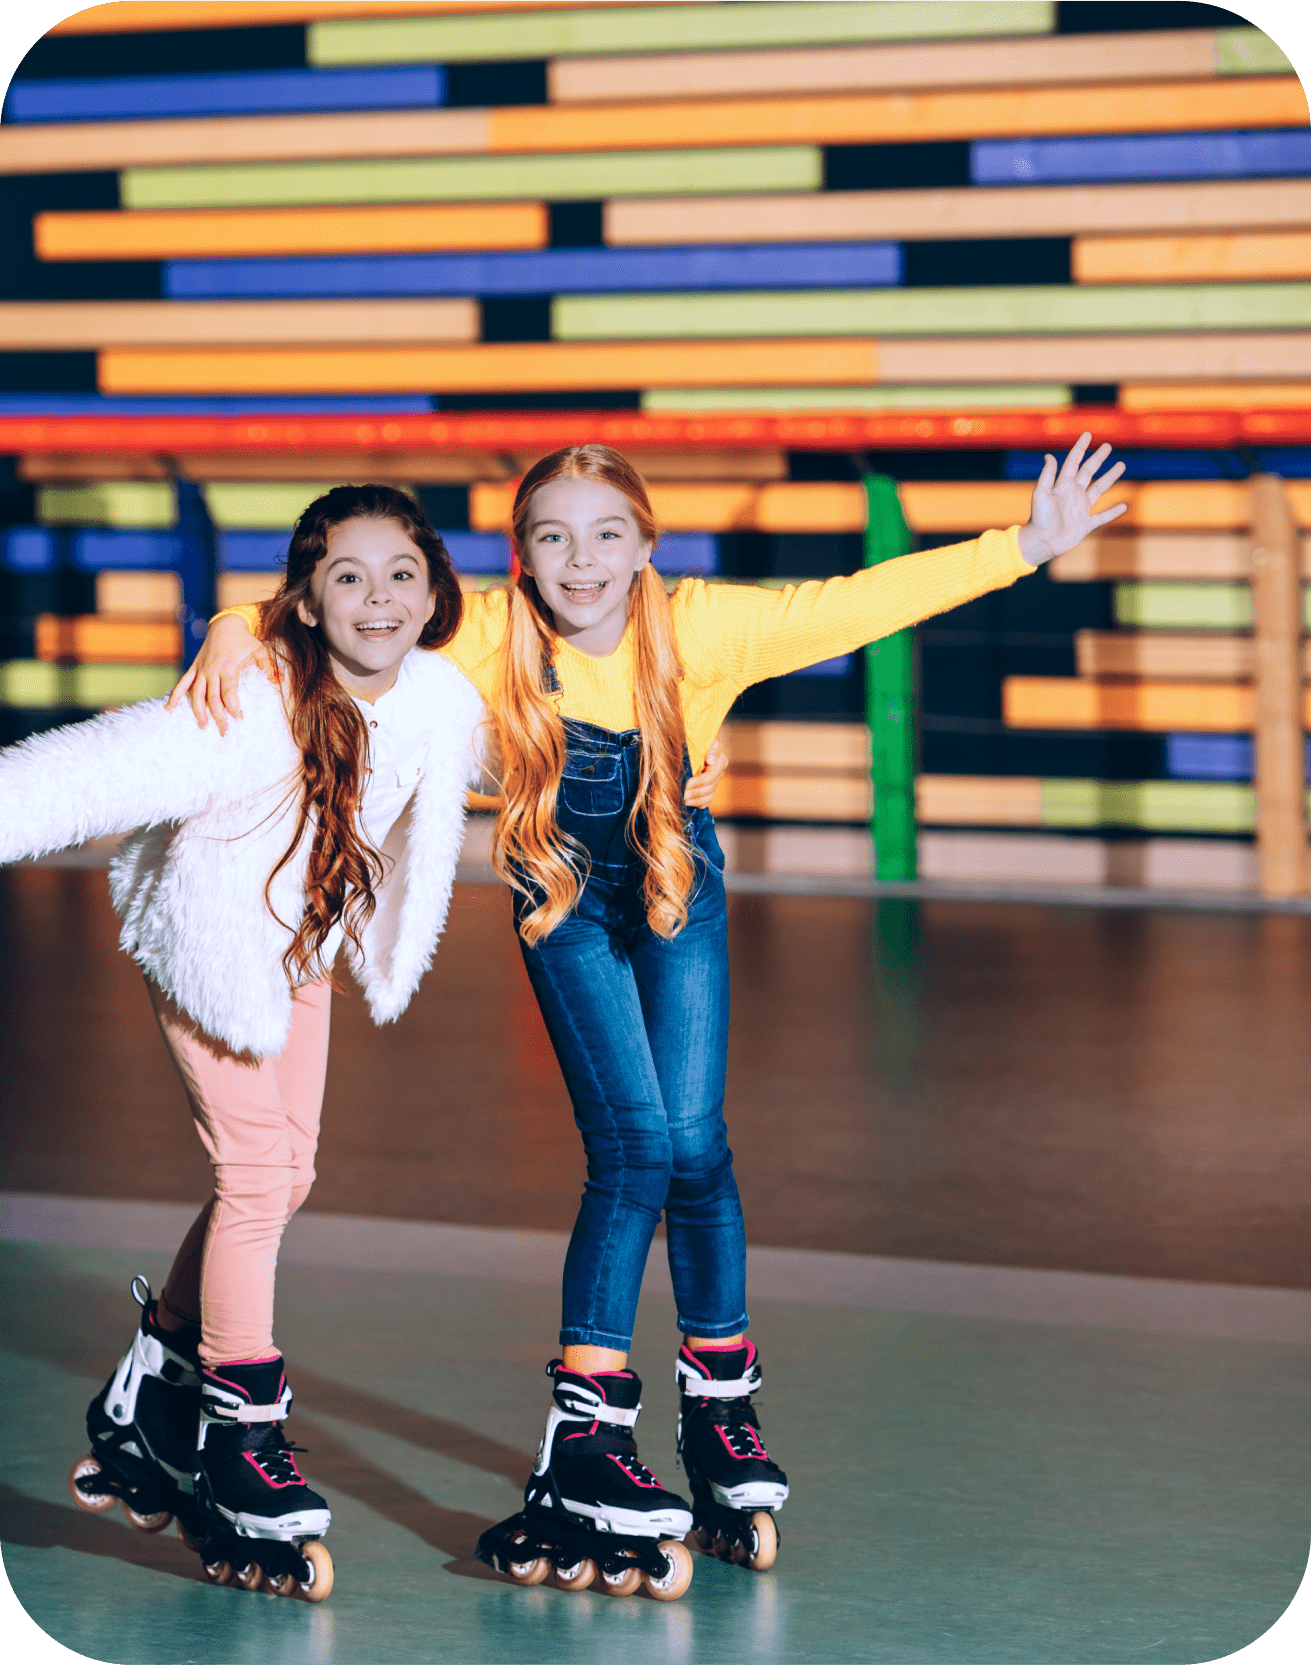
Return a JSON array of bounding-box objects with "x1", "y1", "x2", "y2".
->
[{"x1": 220, "y1": 526, "x2": 1030, "y2": 771}]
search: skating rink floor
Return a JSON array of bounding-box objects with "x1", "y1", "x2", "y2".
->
[{"x1": 2, "y1": 868, "x2": 1309, "y2": 1663}]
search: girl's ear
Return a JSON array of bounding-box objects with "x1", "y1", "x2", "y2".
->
[
  {"x1": 633, "y1": 539, "x2": 652, "y2": 572},
  {"x1": 296, "y1": 596, "x2": 318, "y2": 629},
  {"x1": 423, "y1": 587, "x2": 437, "y2": 624}
]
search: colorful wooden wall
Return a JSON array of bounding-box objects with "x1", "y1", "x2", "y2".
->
[{"x1": 1, "y1": 0, "x2": 1309, "y2": 892}]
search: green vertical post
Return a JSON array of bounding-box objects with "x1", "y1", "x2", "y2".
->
[{"x1": 863, "y1": 475, "x2": 917, "y2": 881}]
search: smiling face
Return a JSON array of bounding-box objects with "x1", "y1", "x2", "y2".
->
[
  {"x1": 296, "y1": 515, "x2": 437, "y2": 701},
  {"x1": 518, "y1": 474, "x2": 652, "y2": 658}
]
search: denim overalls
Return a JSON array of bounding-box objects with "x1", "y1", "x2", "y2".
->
[{"x1": 515, "y1": 719, "x2": 748, "y2": 1351}]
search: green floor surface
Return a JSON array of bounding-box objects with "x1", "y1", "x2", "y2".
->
[{"x1": 1, "y1": 1244, "x2": 1306, "y2": 1664}]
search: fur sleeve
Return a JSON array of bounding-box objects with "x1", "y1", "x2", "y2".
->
[{"x1": 0, "y1": 672, "x2": 288, "y2": 863}]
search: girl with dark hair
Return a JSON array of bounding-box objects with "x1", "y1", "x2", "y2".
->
[
  {"x1": 0, "y1": 484, "x2": 484, "y2": 1600},
  {"x1": 178, "y1": 435, "x2": 1125, "y2": 1598}
]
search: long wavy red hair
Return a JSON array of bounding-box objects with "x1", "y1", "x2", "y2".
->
[
  {"x1": 262, "y1": 485, "x2": 462, "y2": 986},
  {"x1": 492, "y1": 445, "x2": 696, "y2": 945}
]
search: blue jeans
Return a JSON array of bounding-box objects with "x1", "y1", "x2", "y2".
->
[{"x1": 515, "y1": 721, "x2": 748, "y2": 1351}]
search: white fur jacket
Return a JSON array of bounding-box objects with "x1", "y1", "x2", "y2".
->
[{"x1": 0, "y1": 651, "x2": 486, "y2": 1056}]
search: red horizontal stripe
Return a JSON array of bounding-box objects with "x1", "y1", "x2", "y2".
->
[{"x1": 3, "y1": 409, "x2": 1311, "y2": 453}]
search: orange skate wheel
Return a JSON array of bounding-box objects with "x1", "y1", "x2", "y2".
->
[
  {"x1": 203, "y1": 1559, "x2": 234, "y2": 1586},
  {"x1": 505, "y1": 1530, "x2": 550, "y2": 1586},
  {"x1": 553, "y1": 1556, "x2": 597, "y2": 1593},
  {"x1": 600, "y1": 1562, "x2": 643, "y2": 1596},
  {"x1": 67, "y1": 1456, "x2": 117, "y2": 1514},
  {"x1": 642, "y1": 1539, "x2": 693, "y2": 1602},
  {"x1": 235, "y1": 1561, "x2": 264, "y2": 1592},
  {"x1": 122, "y1": 1502, "x2": 173, "y2": 1534},
  {"x1": 298, "y1": 1541, "x2": 334, "y2": 1603},
  {"x1": 744, "y1": 1512, "x2": 778, "y2": 1572}
]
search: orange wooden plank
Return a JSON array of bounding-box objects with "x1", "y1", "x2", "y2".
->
[
  {"x1": 0, "y1": 108, "x2": 490, "y2": 175},
  {"x1": 1075, "y1": 232, "x2": 1311, "y2": 285},
  {"x1": 550, "y1": 31, "x2": 1221, "y2": 103},
  {"x1": 1121, "y1": 382, "x2": 1311, "y2": 411},
  {"x1": 493, "y1": 78, "x2": 1308, "y2": 154},
  {"x1": 916, "y1": 774, "x2": 1045, "y2": 826},
  {"x1": 471, "y1": 480, "x2": 868, "y2": 534},
  {"x1": 50, "y1": 2, "x2": 591, "y2": 34},
  {"x1": 35, "y1": 203, "x2": 548, "y2": 262},
  {"x1": 1003, "y1": 676, "x2": 1311, "y2": 731},
  {"x1": 35, "y1": 614, "x2": 181, "y2": 665},
  {"x1": 903, "y1": 482, "x2": 1311, "y2": 534},
  {"x1": 0, "y1": 300, "x2": 478, "y2": 350},
  {"x1": 606, "y1": 179, "x2": 1311, "y2": 245},
  {"x1": 877, "y1": 334, "x2": 1311, "y2": 383},
  {"x1": 97, "y1": 338, "x2": 880, "y2": 395},
  {"x1": 1051, "y1": 532, "x2": 1311, "y2": 581}
]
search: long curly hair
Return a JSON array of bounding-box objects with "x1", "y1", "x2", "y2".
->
[
  {"x1": 262, "y1": 484, "x2": 462, "y2": 987},
  {"x1": 492, "y1": 445, "x2": 695, "y2": 945}
]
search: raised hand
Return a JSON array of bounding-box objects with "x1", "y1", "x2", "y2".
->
[{"x1": 1017, "y1": 432, "x2": 1128, "y2": 567}]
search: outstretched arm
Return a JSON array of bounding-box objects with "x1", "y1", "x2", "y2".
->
[
  {"x1": 0, "y1": 690, "x2": 270, "y2": 864},
  {"x1": 684, "y1": 434, "x2": 1126, "y2": 690}
]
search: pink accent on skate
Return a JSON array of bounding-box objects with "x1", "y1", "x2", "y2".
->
[
  {"x1": 242, "y1": 1450, "x2": 303, "y2": 1487},
  {"x1": 717, "y1": 1424, "x2": 769, "y2": 1461},
  {"x1": 607, "y1": 1454, "x2": 664, "y2": 1488},
  {"x1": 562, "y1": 1422, "x2": 601, "y2": 1441}
]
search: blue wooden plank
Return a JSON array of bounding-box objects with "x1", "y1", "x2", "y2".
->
[
  {"x1": 653, "y1": 533, "x2": 717, "y2": 576},
  {"x1": 74, "y1": 531, "x2": 178, "y2": 571},
  {"x1": 442, "y1": 531, "x2": 508, "y2": 573},
  {"x1": 1006, "y1": 450, "x2": 1311, "y2": 481},
  {"x1": 4, "y1": 65, "x2": 444, "y2": 123},
  {"x1": 974, "y1": 129, "x2": 1311, "y2": 185},
  {"x1": 2, "y1": 529, "x2": 57, "y2": 573},
  {"x1": 164, "y1": 242, "x2": 902, "y2": 299},
  {"x1": 790, "y1": 654, "x2": 853, "y2": 678},
  {"x1": 220, "y1": 531, "x2": 287, "y2": 571},
  {"x1": 0, "y1": 394, "x2": 434, "y2": 415}
]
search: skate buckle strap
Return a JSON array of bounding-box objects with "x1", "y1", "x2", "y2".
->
[
  {"x1": 675, "y1": 1356, "x2": 761, "y2": 1399},
  {"x1": 202, "y1": 1382, "x2": 294, "y2": 1425},
  {"x1": 552, "y1": 1382, "x2": 641, "y2": 1428}
]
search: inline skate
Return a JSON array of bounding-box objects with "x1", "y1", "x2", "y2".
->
[
  {"x1": 676, "y1": 1339, "x2": 787, "y2": 1571},
  {"x1": 477, "y1": 1360, "x2": 695, "y2": 1600},
  {"x1": 190, "y1": 1355, "x2": 334, "y2": 1600},
  {"x1": 67, "y1": 1276, "x2": 208, "y2": 1546}
]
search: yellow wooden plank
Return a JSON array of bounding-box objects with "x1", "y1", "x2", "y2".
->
[
  {"x1": 1121, "y1": 382, "x2": 1311, "y2": 410},
  {"x1": 1002, "y1": 675, "x2": 1311, "y2": 731},
  {"x1": 550, "y1": 30, "x2": 1221, "y2": 103},
  {"x1": 471, "y1": 479, "x2": 868, "y2": 534},
  {"x1": 35, "y1": 614, "x2": 182, "y2": 665},
  {"x1": 1050, "y1": 532, "x2": 1311, "y2": 581},
  {"x1": 0, "y1": 109, "x2": 491, "y2": 175},
  {"x1": 0, "y1": 300, "x2": 478, "y2": 350},
  {"x1": 35, "y1": 203, "x2": 549, "y2": 262},
  {"x1": 98, "y1": 338, "x2": 879, "y2": 394},
  {"x1": 605, "y1": 179, "x2": 1311, "y2": 245},
  {"x1": 497, "y1": 78, "x2": 1310, "y2": 155},
  {"x1": 51, "y1": 2, "x2": 581, "y2": 30},
  {"x1": 1075, "y1": 232, "x2": 1311, "y2": 285}
]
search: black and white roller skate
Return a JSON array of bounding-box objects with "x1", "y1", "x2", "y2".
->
[
  {"x1": 191, "y1": 1356, "x2": 334, "y2": 1601},
  {"x1": 477, "y1": 1360, "x2": 695, "y2": 1601},
  {"x1": 677, "y1": 1339, "x2": 788, "y2": 1572},
  {"x1": 67, "y1": 1276, "x2": 208, "y2": 1548}
]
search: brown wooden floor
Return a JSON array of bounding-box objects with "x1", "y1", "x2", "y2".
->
[{"x1": 1, "y1": 868, "x2": 1307, "y2": 1288}]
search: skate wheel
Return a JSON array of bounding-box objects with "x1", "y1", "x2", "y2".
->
[
  {"x1": 505, "y1": 1530, "x2": 551, "y2": 1586},
  {"x1": 122, "y1": 1502, "x2": 173, "y2": 1534},
  {"x1": 745, "y1": 1511, "x2": 778, "y2": 1572},
  {"x1": 642, "y1": 1540, "x2": 694, "y2": 1602},
  {"x1": 553, "y1": 1557, "x2": 597, "y2": 1593},
  {"x1": 298, "y1": 1541, "x2": 334, "y2": 1603},
  {"x1": 600, "y1": 1563, "x2": 643, "y2": 1597},
  {"x1": 267, "y1": 1572, "x2": 299, "y2": 1598},
  {"x1": 178, "y1": 1522, "x2": 205, "y2": 1554},
  {"x1": 235, "y1": 1562, "x2": 264, "y2": 1592},
  {"x1": 67, "y1": 1456, "x2": 117, "y2": 1515},
  {"x1": 203, "y1": 1560, "x2": 234, "y2": 1586},
  {"x1": 687, "y1": 1525, "x2": 714, "y2": 1554}
]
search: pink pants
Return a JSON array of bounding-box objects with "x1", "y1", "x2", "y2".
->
[{"x1": 148, "y1": 977, "x2": 332, "y2": 1367}]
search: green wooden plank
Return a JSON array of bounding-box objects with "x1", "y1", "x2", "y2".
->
[
  {"x1": 310, "y1": 3, "x2": 1054, "y2": 66},
  {"x1": 643, "y1": 384, "x2": 1072, "y2": 412},
  {"x1": 1216, "y1": 27, "x2": 1293, "y2": 74},
  {"x1": 1042, "y1": 778, "x2": 1258, "y2": 834},
  {"x1": 122, "y1": 147, "x2": 821, "y2": 211},
  {"x1": 204, "y1": 482, "x2": 335, "y2": 530},
  {"x1": 0, "y1": 660, "x2": 177, "y2": 708},
  {"x1": 864, "y1": 475, "x2": 916, "y2": 882},
  {"x1": 37, "y1": 484, "x2": 175, "y2": 529},
  {"x1": 554, "y1": 283, "x2": 1311, "y2": 341},
  {"x1": 1113, "y1": 582, "x2": 1251, "y2": 630}
]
